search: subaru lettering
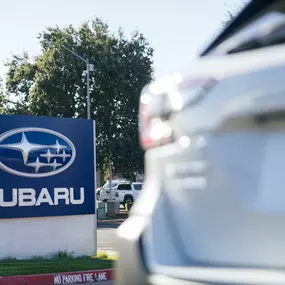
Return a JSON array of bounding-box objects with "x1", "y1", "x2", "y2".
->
[{"x1": 0, "y1": 187, "x2": 84, "y2": 207}]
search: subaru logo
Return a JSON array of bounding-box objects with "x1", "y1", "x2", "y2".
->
[{"x1": 0, "y1": 128, "x2": 76, "y2": 178}]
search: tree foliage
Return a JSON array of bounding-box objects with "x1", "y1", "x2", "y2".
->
[
  {"x1": 222, "y1": 1, "x2": 248, "y2": 27},
  {"x1": 222, "y1": 10, "x2": 236, "y2": 27},
  {"x1": 4, "y1": 18, "x2": 153, "y2": 175},
  {"x1": 0, "y1": 78, "x2": 5, "y2": 114}
]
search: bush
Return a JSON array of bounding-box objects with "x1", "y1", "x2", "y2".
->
[
  {"x1": 96, "y1": 251, "x2": 108, "y2": 259},
  {"x1": 52, "y1": 250, "x2": 74, "y2": 260}
]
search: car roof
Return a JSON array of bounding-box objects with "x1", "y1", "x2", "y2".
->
[
  {"x1": 116, "y1": 181, "x2": 144, "y2": 185},
  {"x1": 104, "y1": 179, "x2": 125, "y2": 184},
  {"x1": 200, "y1": 0, "x2": 275, "y2": 56}
]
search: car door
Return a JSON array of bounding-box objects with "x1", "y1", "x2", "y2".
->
[
  {"x1": 132, "y1": 183, "x2": 143, "y2": 200},
  {"x1": 117, "y1": 184, "x2": 132, "y2": 202}
]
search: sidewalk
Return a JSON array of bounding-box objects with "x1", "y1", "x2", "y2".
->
[
  {"x1": 97, "y1": 212, "x2": 128, "y2": 226},
  {"x1": 97, "y1": 218, "x2": 125, "y2": 226}
]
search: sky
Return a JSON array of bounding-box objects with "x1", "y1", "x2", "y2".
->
[{"x1": 0, "y1": 0, "x2": 242, "y2": 81}]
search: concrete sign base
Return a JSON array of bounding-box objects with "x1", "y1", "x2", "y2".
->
[{"x1": 0, "y1": 214, "x2": 96, "y2": 258}]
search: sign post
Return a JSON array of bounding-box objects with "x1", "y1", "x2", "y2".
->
[{"x1": 0, "y1": 115, "x2": 96, "y2": 258}]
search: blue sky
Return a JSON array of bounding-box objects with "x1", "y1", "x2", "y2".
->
[{"x1": 0, "y1": 0, "x2": 243, "y2": 81}]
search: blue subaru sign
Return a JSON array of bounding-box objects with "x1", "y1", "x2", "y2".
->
[{"x1": 0, "y1": 115, "x2": 96, "y2": 219}]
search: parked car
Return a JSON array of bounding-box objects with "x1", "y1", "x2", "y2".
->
[{"x1": 116, "y1": 1, "x2": 285, "y2": 285}]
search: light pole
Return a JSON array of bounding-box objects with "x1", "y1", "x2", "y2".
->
[{"x1": 44, "y1": 41, "x2": 93, "y2": 119}]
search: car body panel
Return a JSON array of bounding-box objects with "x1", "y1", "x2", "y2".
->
[
  {"x1": 117, "y1": 42, "x2": 285, "y2": 285},
  {"x1": 116, "y1": 183, "x2": 133, "y2": 203},
  {"x1": 139, "y1": 43, "x2": 285, "y2": 269}
]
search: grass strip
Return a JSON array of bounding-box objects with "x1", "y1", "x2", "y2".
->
[{"x1": 0, "y1": 251, "x2": 116, "y2": 277}]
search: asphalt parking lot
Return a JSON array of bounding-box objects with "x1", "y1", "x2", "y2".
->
[{"x1": 97, "y1": 223, "x2": 120, "y2": 256}]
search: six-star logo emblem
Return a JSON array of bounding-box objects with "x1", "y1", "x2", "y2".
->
[{"x1": 0, "y1": 127, "x2": 76, "y2": 178}]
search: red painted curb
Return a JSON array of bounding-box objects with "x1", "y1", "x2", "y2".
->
[{"x1": 0, "y1": 269, "x2": 114, "y2": 285}]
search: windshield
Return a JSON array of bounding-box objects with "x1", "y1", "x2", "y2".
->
[
  {"x1": 103, "y1": 182, "x2": 118, "y2": 189},
  {"x1": 133, "y1": 184, "x2": 143, "y2": 190}
]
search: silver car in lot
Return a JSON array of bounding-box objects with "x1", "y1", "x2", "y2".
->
[{"x1": 116, "y1": 0, "x2": 285, "y2": 284}]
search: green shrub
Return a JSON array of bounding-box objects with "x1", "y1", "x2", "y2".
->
[
  {"x1": 30, "y1": 255, "x2": 48, "y2": 261},
  {"x1": 52, "y1": 250, "x2": 74, "y2": 260},
  {"x1": 96, "y1": 251, "x2": 108, "y2": 259}
]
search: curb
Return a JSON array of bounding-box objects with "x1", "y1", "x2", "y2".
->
[
  {"x1": 0, "y1": 269, "x2": 114, "y2": 285},
  {"x1": 97, "y1": 219, "x2": 125, "y2": 225}
]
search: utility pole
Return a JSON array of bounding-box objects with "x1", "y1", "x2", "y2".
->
[
  {"x1": 44, "y1": 40, "x2": 93, "y2": 119},
  {"x1": 86, "y1": 59, "x2": 91, "y2": 120},
  {"x1": 109, "y1": 151, "x2": 112, "y2": 194}
]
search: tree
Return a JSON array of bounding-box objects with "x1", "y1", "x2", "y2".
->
[
  {"x1": 4, "y1": 18, "x2": 153, "y2": 175},
  {"x1": 222, "y1": 10, "x2": 235, "y2": 27},
  {"x1": 3, "y1": 53, "x2": 36, "y2": 115},
  {"x1": 0, "y1": 78, "x2": 5, "y2": 114},
  {"x1": 222, "y1": 1, "x2": 248, "y2": 27}
]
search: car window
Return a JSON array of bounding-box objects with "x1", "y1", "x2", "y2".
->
[
  {"x1": 103, "y1": 182, "x2": 118, "y2": 189},
  {"x1": 133, "y1": 184, "x2": 142, "y2": 190},
  {"x1": 118, "y1": 184, "x2": 132, "y2": 190}
]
